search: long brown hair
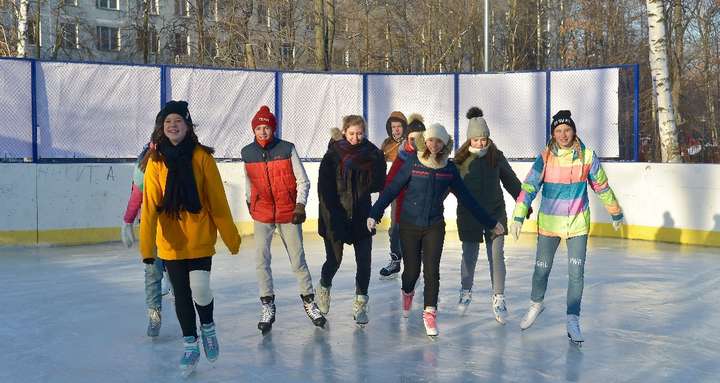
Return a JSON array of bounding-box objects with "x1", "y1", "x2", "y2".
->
[
  {"x1": 454, "y1": 138, "x2": 497, "y2": 168},
  {"x1": 139, "y1": 115, "x2": 214, "y2": 171}
]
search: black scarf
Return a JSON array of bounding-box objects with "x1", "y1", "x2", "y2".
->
[
  {"x1": 333, "y1": 139, "x2": 376, "y2": 175},
  {"x1": 158, "y1": 137, "x2": 202, "y2": 219}
]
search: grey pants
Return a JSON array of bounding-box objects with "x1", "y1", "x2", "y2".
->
[
  {"x1": 460, "y1": 232, "x2": 506, "y2": 294},
  {"x1": 254, "y1": 221, "x2": 314, "y2": 298}
]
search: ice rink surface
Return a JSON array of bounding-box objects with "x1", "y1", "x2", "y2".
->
[{"x1": 2, "y1": 232, "x2": 718, "y2": 383}]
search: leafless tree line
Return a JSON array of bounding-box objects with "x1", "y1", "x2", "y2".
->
[{"x1": 0, "y1": 0, "x2": 718, "y2": 162}]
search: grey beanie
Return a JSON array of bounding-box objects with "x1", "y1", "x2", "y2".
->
[{"x1": 466, "y1": 107, "x2": 489, "y2": 139}]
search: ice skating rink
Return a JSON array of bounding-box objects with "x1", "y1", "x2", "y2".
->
[{"x1": 2, "y1": 232, "x2": 718, "y2": 383}]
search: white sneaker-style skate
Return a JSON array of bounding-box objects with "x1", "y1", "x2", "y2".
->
[
  {"x1": 457, "y1": 289, "x2": 472, "y2": 316},
  {"x1": 566, "y1": 314, "x2": 584, "y2": 346},
  {"x1": 520, "y1": 301, "x2": 544, "y2": 330},
  {"x1": 492, "y1": 294, "x2": 508, "y2": 325},
  {"x1": 353, "y1": 294, "x2": 369, "y2": 326},
  {"x1": 317, "y1": 285, "x2": 331, "y2": 315}
]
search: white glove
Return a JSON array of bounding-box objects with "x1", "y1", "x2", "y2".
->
[
  {"x1": 121, "y1": 222, "x2": 135, "y2": 248},
  {"x1": 367, "y1": 217, "x2": 377, "y2": 232},
  {"x1": 612, "y1": 218, "x2": 624, "y2": 231},
  {"x1": 493, "y1": 222, "x2": 505, "y2": 237},
  {"x1": 509, "y1": 221, "x2": 522, "y2": 241}
]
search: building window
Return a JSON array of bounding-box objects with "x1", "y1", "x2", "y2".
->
[
  {"x1": 175, "y1": 0, "x2": 189, "y2": 17},
  {"x1": 257, "y1": 2, "x2": 271, "y2": 28},
  {"x1": 202, "y1": 36, "x2": 218, "y2": 58},
  {"x1": 60, "y1": 23, "x2": 78, "y2": 49},
  {"x1": 280, "y1": 42, "x2": 293, "y2": 65},
  {"x1": 28, "y1": 18, "x2": 41, "y2": 46},
  {"x1": 173, "y1": 32, "x2": 189, "y2": 56},
  {"x1": 97, "y1": 26, "x2": 120, "y2": 51},
  {"x1": 148, "y1": 28, "x2": 159, "y2": 54},
  {"x1": 97, "y1": 0, "x2": 119, "y2": 10}
]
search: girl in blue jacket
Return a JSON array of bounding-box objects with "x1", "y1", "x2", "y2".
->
[{"x1": 367, "y1": 123, "x2": 505, "y2": 337}]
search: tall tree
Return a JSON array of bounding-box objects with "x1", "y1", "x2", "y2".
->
[{"x1": 646, "y1": 0, "x2": 681, "y2": 162}]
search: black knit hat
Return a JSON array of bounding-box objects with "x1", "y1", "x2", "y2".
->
[
  {"x1": 159, "y1": 100, "x2": 192, "y2": 125},
  {"x1": 551, "y1": 110, "x2": 575, "y2": 132}
]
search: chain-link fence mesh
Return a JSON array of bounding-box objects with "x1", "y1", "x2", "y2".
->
[
  {"x1": 0, "y1": 60, "x2": 33, "y2": 160},
  {"x1": 36, "y1": 62, "x2": 160, "y2": 159},
  {"x1": 0, "y1": 58, "x2": 637, "y2": 162},
  {"x1": 168, "y1": 67, "x2": 275, "y2": 159},
  {"x1": 459, "y1": 72, "x2": 547, "y2": 159},
  {"x1": 367, "y1": 74, "x2": 455, "y2": 151},
  {"x1": 550, "y1": 67, "x2": 624, "y2": 158},
  {"x1": 280, "y1": 73, "x2": 363, "y2": 159}
]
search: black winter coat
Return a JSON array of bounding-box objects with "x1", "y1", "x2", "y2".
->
[
  {"x1": 456, "y1": 149, "x2": 521, "y2": 242},
  {"x1": 318, "y1": 138, "x2": 386, "y2": 245}
]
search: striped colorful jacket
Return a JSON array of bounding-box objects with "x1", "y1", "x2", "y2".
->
[{"x1": 512, "y1": 140, "x2": 623, "y2": 239}]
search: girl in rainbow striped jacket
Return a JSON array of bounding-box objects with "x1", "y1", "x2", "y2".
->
[{"x1": 509, "y1": 110, "x2": 624, "y2": 345}]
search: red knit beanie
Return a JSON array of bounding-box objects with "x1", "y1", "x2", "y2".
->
[{"x1": 252, "y1": 106, "x2": 276, "y2": 131}]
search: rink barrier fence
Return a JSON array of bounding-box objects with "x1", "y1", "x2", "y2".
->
[{"x1": 0, "y1": 161, "x2": 718, "y2": 248}]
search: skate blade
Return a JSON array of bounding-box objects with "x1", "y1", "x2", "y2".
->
[
  {"x1": 379, "y1": 274, "x2": 399, "y2": 281},
  {"x1": 495, "y1": 316, "x2": 507, "y2": 325},
  {"x1": 426, "y1": 334, "x2": 439, "y2": 340},
  {"x1": 180, "y1": 365, "x2": 197, "y2": 378},
  {"x1": 567, "y1": 334, "x2": 584, "y2": 348},
  {"x1": 457, "y1": 305, "x2": 469, "y2": 316}
]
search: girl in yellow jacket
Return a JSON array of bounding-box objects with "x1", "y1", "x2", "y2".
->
[{"x1": 139, "y1": 100, "x2": 241, "y2": 377}]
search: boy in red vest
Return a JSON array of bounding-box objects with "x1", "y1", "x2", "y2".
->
[{"x1": 242, "y1": 106, "x2": 326, "y2": 334}]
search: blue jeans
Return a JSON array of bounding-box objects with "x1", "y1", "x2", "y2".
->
[
  {"x1": 530, "y1": 235, "x2": 588, "y2": 315},
  {"x1": 145, "y1": 256, "x2": 164, "y2": 310}
]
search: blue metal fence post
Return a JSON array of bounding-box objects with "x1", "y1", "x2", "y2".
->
[
  {"x1": 633, "y1": 63, "x2": 640, "y2": 162},
  {"x1": 545, "y1": 70, "x2": 552, "y2": 143},
  {"x1": 160, "y1": 65, "x2": 167, "y2": 108},
  {"x1": 30, "y1": 59, "x2": 38, "y2": 162},
  {"x1": 453, "y1": 73, "x2": 460, "y2": 151},
  {"x1": 362, "y1": 74, "x2": 368, "y2": 139},
  {"x1": 275, "y1": 71, "x2": 282, "y2": 138}
]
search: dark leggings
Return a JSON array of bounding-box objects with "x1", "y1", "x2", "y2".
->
[
  {"x1": 164, "y1": 256, "x2": 213, "y2": 338},
  {"x1": 399, "y1": 220, "x2": 446, "y2": 308},
  {"x1": 320, "y1": 236, "x2": 372, "y2": 295}
]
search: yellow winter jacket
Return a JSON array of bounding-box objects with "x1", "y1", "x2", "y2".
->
[{"x1": 140, "y1": 147, "x2": 241, "y2": 261}]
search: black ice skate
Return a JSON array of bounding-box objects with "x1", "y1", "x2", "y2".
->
[
  {"x1": 258, "y1": 296, "x2": 276, "y2": 335},
  {"x1": 379, "y1": 253, "x2": 401, "y2": 280},
  {"x1": 302, "y1": 294, "x2": 327, "y2": 328}
]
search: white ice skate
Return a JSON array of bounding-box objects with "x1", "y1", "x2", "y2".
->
[
  {"x1": 353, "y1": 294, "x2": 369, "y2": 326},
  {"x1": 492, "y1": 294, "x2": 508, "y2": 325},
  {"x1": 457, "y1": 289, "x2": 472, "y2": 316},
  {"x1": 520, "y1": 301, "x2": 544, "y2": 330},
  {"x1": 317, "y1": 285, "x2": 331, "y2": 315},
  {"x1": 567, "y1": 314, "x2": 584, "y2": 347},
  {"x1": 147, "y1": 308, "x2": 161, "y2": 337}
]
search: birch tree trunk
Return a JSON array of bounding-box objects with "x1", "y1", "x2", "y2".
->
[
  {"x1": 16, "y1": 0, "x2": 28, "y2": 57},
  {"x1": 646, "y1": 0, "x2": 682, "y2": 162}
]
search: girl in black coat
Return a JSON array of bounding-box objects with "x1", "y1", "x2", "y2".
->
[
  {"x1": 454, "y1": 108, "x2": 527, "y2": 324},
  {"x1": 316, "y1": 115, "x2": 386, "y2": 326}
]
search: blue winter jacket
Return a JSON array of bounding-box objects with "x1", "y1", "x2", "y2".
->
[{"x1": 369, "y1": 153, "x2": 497, "y2": 229}]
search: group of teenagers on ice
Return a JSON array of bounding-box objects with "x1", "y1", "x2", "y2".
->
[{"x1": 120, "y1": 100, "x2": 624, "y2": 376}]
